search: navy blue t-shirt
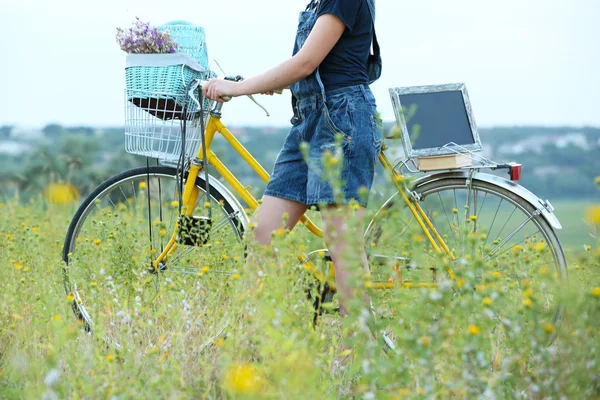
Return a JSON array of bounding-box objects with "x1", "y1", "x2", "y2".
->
[{"x1": 316, "y1": 0, "x2": 373, "y2": 90}]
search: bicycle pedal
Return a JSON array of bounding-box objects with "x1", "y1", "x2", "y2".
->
[{"x1": 177, "y1": 216, "x2": 212, "y2": 246}]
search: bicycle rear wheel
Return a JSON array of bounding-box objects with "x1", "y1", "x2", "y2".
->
[
  {"x1": 365, "y1": 173, "x2": 566, "y2": 345},
  {"x1": 62, "y1": 166, "x2": 245, "y2": 349}
]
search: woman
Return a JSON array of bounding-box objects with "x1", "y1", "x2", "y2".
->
[{"x1": 203, "y1": 0, "x2": 382, "y2": 319}]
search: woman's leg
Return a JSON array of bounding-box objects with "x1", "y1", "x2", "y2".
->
[
  {"x1": 320, "y1": 204, "x2": 371, "y2": 316},
  {"x1": 250, "y1": 195, "x2": 308, "y2": 245}
]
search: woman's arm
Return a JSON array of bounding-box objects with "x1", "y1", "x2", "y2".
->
[{"x1": 203, "y1": 14, "x2": 346, "y2": 102}]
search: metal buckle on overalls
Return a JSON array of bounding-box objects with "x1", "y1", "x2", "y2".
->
[{"x1": 290, "y1": 112, "x2": 302, "y2": 125}]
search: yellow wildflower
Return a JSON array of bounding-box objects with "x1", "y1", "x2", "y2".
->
[
  {"x1": 452, "y1": 208, "x2": 458, "y2": 214},
  {"x1": 138, "y1": 182, "x2": 147, "y2": 189},
  {"x1": 544, "y1": 323, "x2": 555, "y2": 333},
  {"x1": 106, "y1": 355, "x2": 114, "y2": 361},
  {"x1": 412, "y1": 234, "x2": 425, "y2": 243},
  {"x1": 523, "y1": 298, "x2": 533, "y2": 308},
  {"x1": 274, "y1": 228, "x2": 286, "y2": 237},
  {"x1": 512, "y1": 245, "x2": 523, "y2": 253},
  {"x1": 534, "y1": 242, "x2": 546, "y2": 252},
  {"x1": 44, "y1": 183, "x2": 79, "y2": 205},
  {"x1": 538, "y1": 267, "x2": 549, "y2": 275},
  {"x1": 202, "y1": 266, "x2": 209, "y2": 273},
  {"x1": 418, "y1": 336, "x2": 432, "y2": 346},
  {"x1": 591, "y1": 287, "x2": 600, "y2": 298},
  {"x1": 232, "y1": 273, "x2": 240, "y2": 280},
  {"x1": 468, "y1": 325, "x2": 481, "y2": 335},
  {"x1": 482, "y1": 297, "x2": 493, "y2": 306},
  {"x1": 469, "y1": 215, "x2": 478, "y2": 221},
  {"x1": 585, "y1": 205, "x2": 600, "y2": 225},
  {"x1": 53, "y1": 315, "x2": 61, "y2": 321},
  {"x1": 223, "y1": 364, "x2": 264, "y2": 395},
  {"x1": 13, "y1": 263, "x2": 22, "y2": 270},
  {"x1": 159, "y1": 229, "x2": 167, "y2": 236},
  {"x1": 171, "y1": 201, "x2": 179, "y2": 208}
]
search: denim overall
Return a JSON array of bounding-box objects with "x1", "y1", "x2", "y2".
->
[{"x1": 263, "y1": 0, "x2": 382, "y2": 208}]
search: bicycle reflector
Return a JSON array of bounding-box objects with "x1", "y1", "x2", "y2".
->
[{"x1": 508, "y1": 163, "x2": 522, "y2": 181}]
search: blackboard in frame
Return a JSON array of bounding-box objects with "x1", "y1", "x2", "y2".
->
[{"x1": 389, "y1": 83, "x2": 482, "y2": 158}]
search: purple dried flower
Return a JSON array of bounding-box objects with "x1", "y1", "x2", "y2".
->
[{"x1": 115, "y1": 19, "x2": 179, "y2": 54}]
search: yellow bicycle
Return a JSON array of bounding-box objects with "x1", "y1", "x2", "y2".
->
[{"x1": 62, "y1": 76, "x2": 566, "y2": 349}]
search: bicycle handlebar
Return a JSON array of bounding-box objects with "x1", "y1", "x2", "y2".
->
[{"x1": 188, "y1": 76, "x2": 284, "y2": 117}]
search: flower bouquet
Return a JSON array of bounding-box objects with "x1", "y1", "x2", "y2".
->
[{"x1": 116, "y1": 18, "x2": 178, "y2": 55}]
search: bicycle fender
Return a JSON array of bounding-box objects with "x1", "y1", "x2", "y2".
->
[{"x1": 412, "y1": 171, "x2": 563, "y2": 230}]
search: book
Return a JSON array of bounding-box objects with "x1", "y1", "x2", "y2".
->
[{"x1": 417, "y1": 154, "x2": 472, "y2": 171}]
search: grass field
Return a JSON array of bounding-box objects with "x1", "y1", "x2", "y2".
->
[
  {"x1": 0, "y1": 192, "x2": 599, "y2": 398},
  {"x1": 552, "y1": 199, "x2": 598, "y2": 252}
]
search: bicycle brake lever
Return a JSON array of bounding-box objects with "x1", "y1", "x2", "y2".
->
[{"x1": 246, "y1": 94, "x2": 270, "y2": 117}]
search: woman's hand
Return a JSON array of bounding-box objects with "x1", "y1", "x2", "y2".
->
[{"x1": 202, "y1": 79, "x2": 239, "y2": 102}]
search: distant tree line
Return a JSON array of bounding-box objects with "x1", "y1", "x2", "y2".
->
[{"x1": 0, "y1": 124, "x2": 598, "y2": 202}]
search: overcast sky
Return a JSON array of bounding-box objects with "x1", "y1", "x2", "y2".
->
[{"x1": 0, "y1": 0, "x2": 598, "y2": 128}]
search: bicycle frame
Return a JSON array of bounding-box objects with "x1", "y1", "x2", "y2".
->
[{"x1": 151, "y1": 111, "x2": 456, "y2": 290}]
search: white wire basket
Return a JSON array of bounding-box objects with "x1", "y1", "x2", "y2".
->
[{"x1": 124, "y1": 87, "x2": 211, "y2": 164}]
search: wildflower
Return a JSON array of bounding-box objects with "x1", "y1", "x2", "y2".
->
[
  {"x1": 452, "y1": 208, "x2": 458, "y2": 214},
  {"x1": 171, "y1": 201, "x2": 179, "y2": 208},
  {"x1": 274, "y1": 228, "x2": 286, "y2": 237},
  {"x1": 106, "y1": 355, "x2": 114, "y2": 361},
  {"x1": 585, "y1": 205, "x2": 600, "y2": 224},
  {"x1": 534, "y1": 242, "x2": 546, "y2": 252},
  {"x1": 544, "y1": 323, "x2": 555, "y2": 333},
  {"x1": 523, "y1": 298, "x2": 533, "y2": 308},
  {"x1": 591, "y1": 287, "x2": 600, "y2": 298},
  {"x1": 93, "y1": 239, "x2": 101, "y2": 246},
  {"x1": 53, "y1": 315, "x2": 61, "y2": 321},
  {"x1": 232, "y1": 273, "x2": 240, "y2": 280},
  {"x1": 412, "y1": 234, "x2": 425, "y2": 243},
  {"x1": 584, "y1": 245, "x2": 592, "y2": 251},
  {"x1": 480, "y1": 233, "x2": 487, "y2": 240},
  {"x1": 512, "y1": 245, "x2": 523, "y2": 253},
  {"x1": 159, "y1": 229, "x2": 167, "y2": 236},
  {"x1": 595, "y1": 176, "x2": 600, "y2": 185},
  {"x1": 13, "y1": 263, "x2": 22, "y2": 270},
  {"x1": 418, "y1": 336, "x2": 432, "y2": 346},
  {"x1": 492, "y1": 271, "x2": 502, "y2": 278},
  {"x1": 223, "y1": 363, "x2": 264, "y2": 395},
  {"x1": 538, "y1": 266, "x2": 549, "y2": 275},
  {"x1": 468, "y1": 324, "x2": 481, "y2": 335},
  {"x1": 66, "y1": 295, "x2": 75, "y2": 302},
  {"x1": 44, "y1": 183, "x2": 79, "y2": 204},
  {"x1": 32, "y1": 227, "x2": 40, "y2": 233},
  {"x1": 202, "y1": 266, "x2": 209, "y2": 273},
  {"x1": 469, "y1": 215, "x2": 478, "y2": 221},
  {"x1": 483, "y1": 297, "x2": 493, "y2": 306},
  {"x1": 139, "y1": 182, "x2": 147, "y2": 189},
  {"x1": 204, "y1": 201, "x2": 211, "y2": 207}
]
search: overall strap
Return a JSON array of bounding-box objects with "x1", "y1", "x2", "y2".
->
[{"x1": 365, "y1": 0, "x2": 381, "y2": 58}]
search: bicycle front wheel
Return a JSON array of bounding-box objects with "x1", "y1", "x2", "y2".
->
[
  {"x1": 365, "y1": 173, "x2": 567, "y2": 343},
  {"x1": 62, "y1": 166, "x2": 246, "y2": 349}
]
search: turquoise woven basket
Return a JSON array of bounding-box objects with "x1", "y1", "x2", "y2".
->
[
  {"x1": 159, "y1": 21, "x2": 209, "y2": 69},
  {"x1": 125, "y1": 21, "x2": 213, "y2": 120}
]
